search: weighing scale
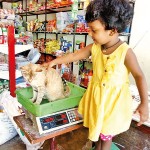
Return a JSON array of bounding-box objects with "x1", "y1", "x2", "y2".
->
[
  {"x1": 16, "y1": 82, "x2": 86, "y2": 135},
  {"x1": 36, "y1": 107, "x2": 83, "y2": 134}
]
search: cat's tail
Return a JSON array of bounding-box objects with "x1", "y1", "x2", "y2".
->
[
  {"x1": 62, "y1": 78, "x2": 71, "y2": 97},
  {"x1": 64, "y1": 85, "x2": 71, "y2": 97}
]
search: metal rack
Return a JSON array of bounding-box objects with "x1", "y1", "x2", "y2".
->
[{"x1": 0, "y1": 26, "x2": 33, "y2": 96}]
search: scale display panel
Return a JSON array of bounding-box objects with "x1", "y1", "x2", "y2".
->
[{"x1": 36, "y1": 108, "x2": 83, "y2": 134}]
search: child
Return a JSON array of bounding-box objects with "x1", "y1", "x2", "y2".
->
[{"x1": 48, "y1": 0, "x2": 149, "y2": 149}]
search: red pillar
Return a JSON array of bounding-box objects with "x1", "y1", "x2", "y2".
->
[{"x1": 8, "y1": 26, "x2": 16, "y2": 97}]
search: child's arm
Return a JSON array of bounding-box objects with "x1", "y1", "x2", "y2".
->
[
  {"x1": 125, "y1": 48, "x2": 149, "y2": 126},
  {"x1": 48, "y1": 44, "x2": 93, "y2": 68}
]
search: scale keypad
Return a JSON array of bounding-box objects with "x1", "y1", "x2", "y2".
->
[{"x1": 67, "y1": 109, "x2": 80, "y2": 122}]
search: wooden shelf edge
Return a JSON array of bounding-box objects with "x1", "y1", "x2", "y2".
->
[
  {"x1": 0, "y1": 44, "x2": 33, "y2": 54},
  {"x1": 0, "y1": 0, "x2": 21, "y2": 2},
  {"x1": 32, "y1": 31, "x2": 88, "y2": 35},
  {"x1": 16, "y1": 5, "x2": 76, "y2": 16}
]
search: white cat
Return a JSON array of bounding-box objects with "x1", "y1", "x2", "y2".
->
[{"x1": 20, "y1": 63, "x2": 70, "y2": 105}]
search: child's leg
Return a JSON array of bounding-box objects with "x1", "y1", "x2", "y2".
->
[
  {"x1": 92, "y1": 141, "x2": 95, "y2": 147},
  {"x1": 94, "y1": 134, "x2": 113, "y2": 150},
  {"x1": 101, "y1": 139, "x2": 112, "y2": 150},
  {"x1": 94, "y1": 138, "x2": 101, "y2": 150},
  {"x1": 94, "y1": 139, "x2": 112, "y2": 150}
]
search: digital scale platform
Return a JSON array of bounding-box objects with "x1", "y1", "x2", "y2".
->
[{"x1": 36, "y1": 108, "x2": 83, "y2": 134}]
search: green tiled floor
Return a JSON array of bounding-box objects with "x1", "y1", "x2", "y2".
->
[
  {"x1": 91, "y1": 142, "x2": 120, "y2": 150},
  {"x1": 111, "y1": 143, "x2": 120, "y2": 150}
]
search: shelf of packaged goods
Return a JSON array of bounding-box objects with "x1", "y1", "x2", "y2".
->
[
  {"x1": 32, "y1": 31, "x2": 89, "y2": 35},
  {"x1": 16, "y1": 6, "x2": 83, "y2": 16},
  {"x1": 31, "y1": 31, "x2": 130, "y2": 36},
  {"x1": 0, "y1": 44, "x2": 33, "y2": 55},
  {"x1": 0, "y1": 70, "x2": 21, "y2": 80}
]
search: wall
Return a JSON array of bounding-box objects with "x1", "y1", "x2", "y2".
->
[{"x1": 129, "y1": 0, "x2": 150, "y2": 90}]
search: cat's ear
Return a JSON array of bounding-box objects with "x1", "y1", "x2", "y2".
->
[
  {"x1": 20, "y1": 66, "x2": 24, "y2": 70},
  {"x1": 20, "y1": 66, "x2": 26, "y2": 72}
]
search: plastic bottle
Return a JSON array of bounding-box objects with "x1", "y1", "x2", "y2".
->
[
  {"x1": 84, "y1": 71, "x2": 89, "y2": 87},
  {"x1": 80, "y1": 72, "x2": 85, "y2": 86},
  {"x1": 2, "y1": 28, "x2": 7, "y2": 44},
  {"x1": 88, "y1": 70, "x2": 93, "y2": 83},
  {"x1": 0, "y1": 28, "x2": 4, "y2": 44}
]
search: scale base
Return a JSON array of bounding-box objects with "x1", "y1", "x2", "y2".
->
[
  {"x1": 23, "y1": 107, "x2": 39, "y2": 131},
  {"x1": 23, "y1": 107, "x2": 83, "y2": 134}
]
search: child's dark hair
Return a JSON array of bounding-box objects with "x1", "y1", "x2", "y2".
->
[{"x1": 85, "y1": 0, "x2": 134, "y2": 33}]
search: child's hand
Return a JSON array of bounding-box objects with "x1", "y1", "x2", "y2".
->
[
  {"x1": 134, "y1": 103, "x2": 149, "y2": 126},
  {"x1": 41, "y1": 62, "x2": 55, "y2": 70},
  {"x1": 48, "y1": 61, "x2": 56, "y2": 69},
  {"x1": 41, "y1": 62, "x2": 49, "y2": 68}
]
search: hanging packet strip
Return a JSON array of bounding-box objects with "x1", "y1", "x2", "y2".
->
[{"x1": 71, "y1": 0, "x2": 78, "y2": 20}]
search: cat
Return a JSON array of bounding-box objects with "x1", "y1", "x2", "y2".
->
[{"x1": 20, "y1": 63, "x2": 71, "y2": 105}]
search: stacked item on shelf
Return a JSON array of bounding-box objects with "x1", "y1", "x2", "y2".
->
[
  {"x1": 15, "y1": 48, "x2": 41, "y2": 69},
  {"x1": 11, "y1": 0, "x2": 75, "y2": 13},
  {"x1": 46, "y1": 19, "x2": 57, "y2": 32},
  {"x1": 0, "y1": 53, "x2": 9, "y2": 93},
  {"x1": 75, "y1": 15, "x2": 89, "y2": 33},
  {"x1": 0, "y1": 52, "x2": 8, "y2": 68},
  {"x1": 56, "y1": 11, "x2": 73, "y2": 32},
  {"x1": 0, "y1": 79, "x2": 9, "y2": 94},
  {"x1": 0, "y1": 9, "x2": 15, "y2": 20},
  {"x1": 79, "y1": 69, "x2": 93, "y2": 88},
  {"x1": 0, "y1": 9, "x2": 15, "y2": 45},
  {"x1": 14, "y1": 15, "x2": 34, "y2": 45},
  {"x1": 34, "y1": 38, "x2": 60, "y2": 54},
  {"x1": 26, "y1": 19, "x2": 44, "y2": 32},
  {"x1": 45, "y1": 39, "x2": 60, "y2": 54},
  {"x1": 0, "y1": 8, "x2": 34, "y2": 81},
  {"x1": 0, "y1": 9, "x2": 33, "y2": 45},
  {"x1": 59, "y1": 36, "x2": 73, "y2": 53},
  {"x1": 12, "y1": 2, "x2": 23, "y2": 13},
  {"x1": 34, "y1": 38, "x2": 45, "y2": 53},
  {"x1": 25, "y1": 12, "x2": 89, "y2": 33},
  {"x1": 55, "y1": 12, "x2": 89, "y2": 33}
]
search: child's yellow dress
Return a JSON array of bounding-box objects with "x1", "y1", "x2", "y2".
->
[{"x1": 78, "y1": 42, "x2": 133, "y2": 141}]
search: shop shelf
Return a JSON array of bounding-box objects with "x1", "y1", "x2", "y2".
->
[
  {"x1": 32, "y1": 31, "x2": 88, "y2": 35},
  {"x1": 0, "y1": 0, "x2": 21, "y2": 2},
  {"x1": 0, "y1": 44, "x2": 33, "y2": 55},
  {"x1": 0, "y1": 70, "x2": 22, "y2": 80}
]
